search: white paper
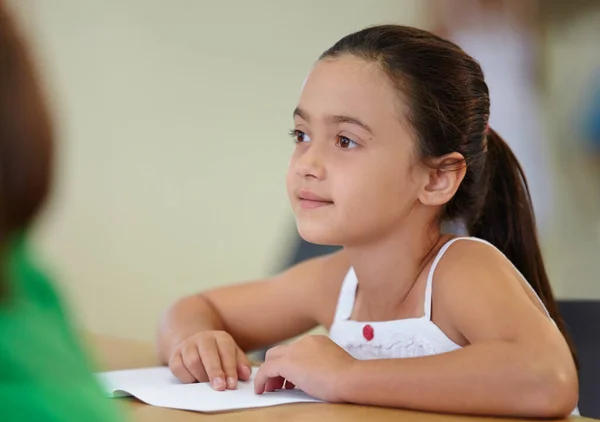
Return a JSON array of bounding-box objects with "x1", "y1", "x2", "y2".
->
[{"x1": 97, "y1": 366, "x2": 321, "y2": 412}]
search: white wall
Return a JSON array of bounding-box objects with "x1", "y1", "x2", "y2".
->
[{"x1": 11, "y1": 0, "x2": 423, "y2": 341}]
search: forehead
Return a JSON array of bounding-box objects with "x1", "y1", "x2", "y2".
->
[{"x1": 297, "y1": 55, "x2": 403, "y2": 126}]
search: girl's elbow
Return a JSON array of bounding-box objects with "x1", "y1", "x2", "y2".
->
[{"x1": 527, "y1": 363, "x2": 578, "y2": 418}]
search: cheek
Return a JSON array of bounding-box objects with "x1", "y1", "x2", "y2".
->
[
  {"x1": 285, "y1": 156, "x2": 298, "y2": 196},
  {"x1": 335, "y1": 158, "x2": 415, "y2": 220}
]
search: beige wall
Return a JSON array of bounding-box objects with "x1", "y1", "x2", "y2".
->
[
  {"x1": 8, "y1": 1, "x2": 599, "y2": 344},
  {"x1": 11, "y1": 0, "x2": 423, "y2": 342},
  {"x1": 542, "y1": 9, "x2": 600, "y2": 298}
]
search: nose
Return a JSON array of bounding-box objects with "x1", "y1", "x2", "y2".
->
[{"x1": 295, "y1": 142, "x2": 326, "y2": 180}]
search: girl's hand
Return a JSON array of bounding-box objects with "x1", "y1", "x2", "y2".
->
[
  {"x1": 168, "y1": 330, "x2": 252, "y2": 390},
  {"x1": 254, "y1": 335, "x2": 355, "y2": 402}
]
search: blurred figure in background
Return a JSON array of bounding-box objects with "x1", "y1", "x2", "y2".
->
[
  {"x1": 0, "y1": 2, "x2": 124, "y2": 421},
  {"x1": 428, "y1": 0, "x2": 555, "y2": 235},
  {"x1": 582, "y1": 72, "x2": 600, "y2": 164}
]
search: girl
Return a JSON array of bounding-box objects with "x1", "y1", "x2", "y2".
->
[
  {"x1": 0, "y1": 2, "x2": 124, "y2": 421},
  {"x1": 157, "y1": 25, "x2": 578, "y2": 418}
]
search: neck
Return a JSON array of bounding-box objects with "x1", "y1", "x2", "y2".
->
[{"x1": 343, "y1": 216, "x2": 444, "y2": 311}]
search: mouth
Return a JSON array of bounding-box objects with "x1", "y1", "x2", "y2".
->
[{"x1": 297, "y1": 189, "x2": 333, "y2": 210}]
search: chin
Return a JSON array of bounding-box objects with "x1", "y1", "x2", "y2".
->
[{"x1": 296, "y1": 219, "x2": 344, "y2": 246}]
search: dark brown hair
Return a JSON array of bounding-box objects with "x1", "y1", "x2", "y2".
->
[
  {"x1": 0, "y1": 1, "x2": 54, "y2": 295},
  {"x1": 320, "y1": 25, "x2": 576, "y2": 362}
]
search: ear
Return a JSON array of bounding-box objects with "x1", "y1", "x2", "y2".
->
[{"x1": 418, "y1": 152, "x2": 466, "y2": 207}]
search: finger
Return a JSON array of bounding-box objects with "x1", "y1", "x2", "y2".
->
[
  {"x1": 265, "y1": 376, "x2": 285, "y2": 393},
  {"x1": 236, "y1": 348, "x2": 252, "y2": 381},
  {"x1": 264, "y1": 344, "x2": 287, "y2": 361},
  {"x1": 181, "y1": 345, "x2": 208, "y2": 382},
  {"x1": 169, "y1": 352, "x2": 196, "y2": 384},
  {"x1": 254, "y1": 360, "x2": 285, "y2": 394},
  {"x1": 215, "y1": 336, "x2": 240, "y2": 390},
  {"x1": 197, "y1": 337, "x2": 227, "y2": 390}
]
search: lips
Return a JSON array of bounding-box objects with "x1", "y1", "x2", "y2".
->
[
  {"x1": 298, "y1": 189, "x2": 331, "y2": 202},
  {"x1": 297, "y1": 189, "x2": 333, "y2": 210}
]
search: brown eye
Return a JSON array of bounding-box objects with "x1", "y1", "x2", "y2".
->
[
  {"x1": 290, "y1": 129, "x2": 311, "y2": 144},
  {"x1": 336, "y1": 136, "x2": 358, "y2": 149}
]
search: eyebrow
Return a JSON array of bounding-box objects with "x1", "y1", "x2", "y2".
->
[{"x1": 293, "y1": 107, "x2": 374, "y2": 135}]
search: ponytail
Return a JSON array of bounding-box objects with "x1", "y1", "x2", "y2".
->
[{"x1": 470, "y1": 128, "x2": 578, "y2": 366}]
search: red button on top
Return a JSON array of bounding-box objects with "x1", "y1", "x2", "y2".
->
[{"x1": 362, "y1": 324, "x2": 374, "y2": 341}]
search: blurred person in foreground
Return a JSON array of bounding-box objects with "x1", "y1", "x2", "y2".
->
[
  {"x1": 0, "y1": 2, "x2": 124, "y2": 421},
  {"x1": 428, "y1": 0, "x2": 555, "y2": 235}
]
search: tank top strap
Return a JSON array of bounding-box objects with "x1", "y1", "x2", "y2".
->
[
  {"x1": 423, "y1": 237, "x2": 490, "y2": 320},
  {"x1": 424, "y1": 236, "x2": 553, "y2": 320},
  {"x1": 332, "y1": 267, "x2": 358, "y2": 322}
]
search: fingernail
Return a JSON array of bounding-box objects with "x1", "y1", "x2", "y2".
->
[
  {"x1": 212, "y1": 377, "x2": 225, "y2": 389},
  {"x1": 227, "y1": 377, "x2": 236, "y2": 388}
]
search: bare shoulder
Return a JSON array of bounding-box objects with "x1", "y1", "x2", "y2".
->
[
  {"x1": 436, "y1": 239, "x2": 513, "y2": 279},
  {"x1": 434, "y1": 238, "x2": 527, "y2": 293},
  {"x1": 432, "y1": 238, "x2": 553, "y2": 343}
]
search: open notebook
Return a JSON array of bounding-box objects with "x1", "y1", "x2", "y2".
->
[{"x1": 97, "y1": 366, "x2": 321, "y2": 413}]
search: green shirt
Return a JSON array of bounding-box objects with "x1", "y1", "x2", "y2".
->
[{"x1": 0, "y1": 235, "x2": 124, "y2": 422}]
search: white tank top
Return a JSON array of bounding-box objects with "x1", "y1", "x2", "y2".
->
[{"x1": 328, "y1": 237, "x2": 579, "y2": 416}]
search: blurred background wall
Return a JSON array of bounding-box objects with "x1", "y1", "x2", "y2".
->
[
  {"x1": 5, "y1": 0, "x2": 600, "y2": 342},
  {"x1": 6, "y1": 0, "x2": 422, "y2": 341},
  {"x1": 541, "y1": 2, "x2": 600, "y2": 299}
]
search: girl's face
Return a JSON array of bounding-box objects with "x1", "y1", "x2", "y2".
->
[{"x1": 286, "y1": 55, "x2": 429, "y2": 246}]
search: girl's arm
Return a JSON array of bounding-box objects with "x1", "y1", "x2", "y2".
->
[
  {"x1": 340, "y1": 241, "x2": 578, "y2": 418},
  {"x1": 157, "y1": 250, "x2": 348, "y2": 362}
]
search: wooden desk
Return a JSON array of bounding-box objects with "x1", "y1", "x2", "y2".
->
[{"x1": 91, "y1": 335, "x2": 593, "y2": 422}]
